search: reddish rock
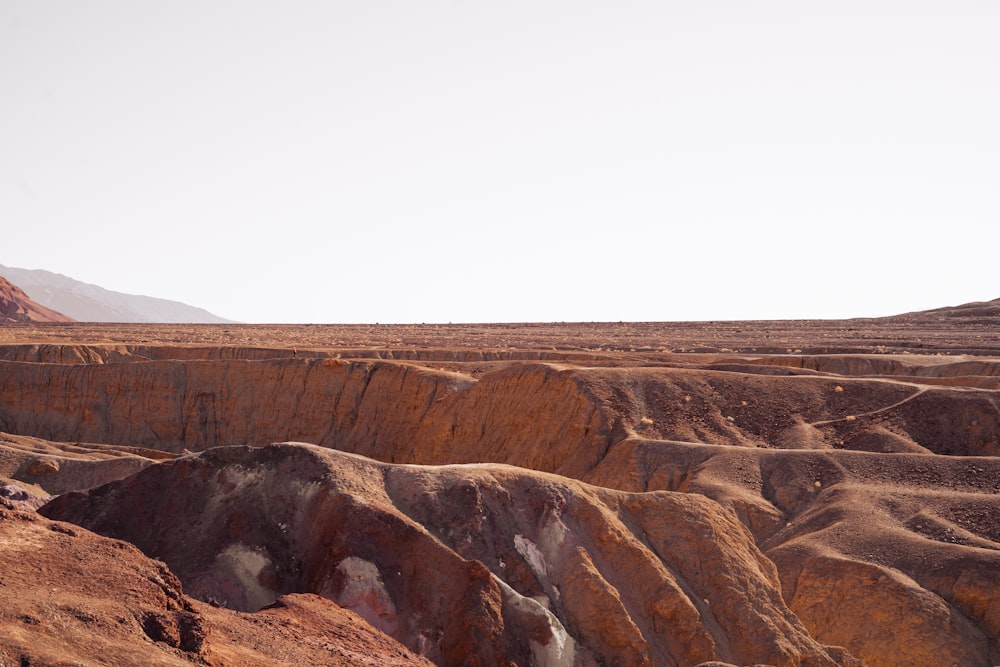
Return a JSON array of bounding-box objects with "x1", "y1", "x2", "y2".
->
[
  {"x1": 586, "y1": 440, "x2": 1000, "y2": 666},
  {"x1": 26, "y1": 456, "x2": 60, "y2": 475},
  {"x1": 1, "y1": 355, "x2": 998, "y2": 472},
  {"x1": 0, "y1": 502, "x2": 430, "y2": 666},
  {"x1": 42, "y1": 442, "x2": 858, "y2": 666},
  {"x1": 0, "y1": 275, "x2": 74, "y2": 322},
  {"x1": 0, "y1": 483, "x2": 46, "y2": 510},
  {"x1": 1, "y1": 431, "x2": 162, "y2": 496}
]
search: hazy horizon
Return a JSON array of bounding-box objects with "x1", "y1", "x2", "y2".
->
[
  {"x1": 3, "y1": 2, "x2": 997, "y2": 324},
  {"x1": 1, "y1": 259, "x2": 994, "y2": 324}
]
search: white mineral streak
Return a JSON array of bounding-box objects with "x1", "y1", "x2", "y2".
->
[
  {"x1": 214, "y1": 543, "x2": 277, "y2": 611},
  {"x1": 515, "y1": 534, "x2": 548, "y2": 578},
  {"x1": 493, "y1": 575, "x2": 578, "y2": 667},
  {"x1": 325, "y1": 556, "x2": 398, "y2": 634}
]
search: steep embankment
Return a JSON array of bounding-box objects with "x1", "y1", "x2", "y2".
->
[
  {"x1": 2, "y1": 357, "x2": 998, "y2": 469},
  {"x1": 0, "y1": 342, "x2": 617, "y2": 365},
  {"x1": 0, "y1": 359, "x2": 615, "y2": 476},
  {"x1": 41, "y1": 442, "x2": 858, "y2": 667},
  {"x1": 0, "y1": 497, "x2": 431, "y2": 666}
]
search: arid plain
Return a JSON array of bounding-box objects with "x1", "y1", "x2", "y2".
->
[{"x1": 2, "y1": 300, "x2": 1000, "y2": 666}]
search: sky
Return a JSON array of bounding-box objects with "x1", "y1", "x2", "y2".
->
[{"x1": 2, "y1": 2, "x2": 998, "y2": 323}]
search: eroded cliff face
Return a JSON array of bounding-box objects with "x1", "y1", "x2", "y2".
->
[
  {"x1": 41, "y1": 442, "x2": 858, "y2": 667},
  {"x1": 2, "y1": 354, "x2": 998, "y2": 467},
  {"x1": 0, "y1": 359, "x2": 613, "y2": 476},
  {"x1": 5, "y1": 342, "x2": 1000, "y2": 665}
]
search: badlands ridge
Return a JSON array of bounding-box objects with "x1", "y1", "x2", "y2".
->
[{"x1": 2, "y1": 303, "x2": 1000, "y2": 666}]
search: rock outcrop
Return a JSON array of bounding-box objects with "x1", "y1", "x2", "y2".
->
[
  {"x1": 0, "y1": 431, "x2": 168, "y2": 496},
  {"x1": 0, "y1": 499, "x2": 430, "y2": 666},
  {"x1": 41, "y1": 442, "x2": 858, "y2": 667}
]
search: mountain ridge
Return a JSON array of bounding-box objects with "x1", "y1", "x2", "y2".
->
[
  {"x1": 0, "y1": 264, "x2": 234, "y2": 324},
  {"x1": 0, "y1": 275, "x2": 74, "y2": 323}
]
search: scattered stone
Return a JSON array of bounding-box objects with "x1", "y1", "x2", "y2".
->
[{"x1": 27, "y1": 457, "x2": 59, "y2": 475}]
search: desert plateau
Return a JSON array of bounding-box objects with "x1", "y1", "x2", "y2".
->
[{"x1": 2, "y1": 301, "x2": 1000, "y2": 666}]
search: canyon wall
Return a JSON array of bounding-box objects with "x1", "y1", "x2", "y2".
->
[{"x1": 2, "y1": 355, "x2": 999, "y2": 470}]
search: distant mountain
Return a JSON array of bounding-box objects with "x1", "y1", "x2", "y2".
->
[
  {"x1": 0, "y1": 275, "x2": 75, "y2": 323},
  {"x1": 887, "y1": 297, "x2": 1000, "y2": 321},
  {"x1": 0, "y1": 265, "x2": 235, "y2": 324},
  {"x1": 907, "y1": 297, "x2": 1000, "y2": 319}
]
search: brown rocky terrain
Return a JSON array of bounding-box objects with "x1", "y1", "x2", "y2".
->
[
  {"x1": 0, "y1": 498, "x2": 432, "y2": 666},
  {"x1": 42, "y1": 442, "x2": 856, "y2": 667},
  {"x1": 0, "y1": 275, "x2": 74, "y2": 323},
  {"x1": 2, "y1": 299, "x2": 1000, "y2": 665}
]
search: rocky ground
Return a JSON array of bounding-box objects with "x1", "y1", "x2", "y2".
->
[{"x1": 2, "y1": 299, "x2": 999, "y2": 666}]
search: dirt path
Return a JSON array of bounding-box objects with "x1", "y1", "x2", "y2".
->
[{"x1": 809, "y1": 386, "x2": 929, "y2": 427}]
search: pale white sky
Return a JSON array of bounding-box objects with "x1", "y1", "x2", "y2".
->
[{"x1": 2, "y1": 2, "x2": 998, "y2": 323}]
